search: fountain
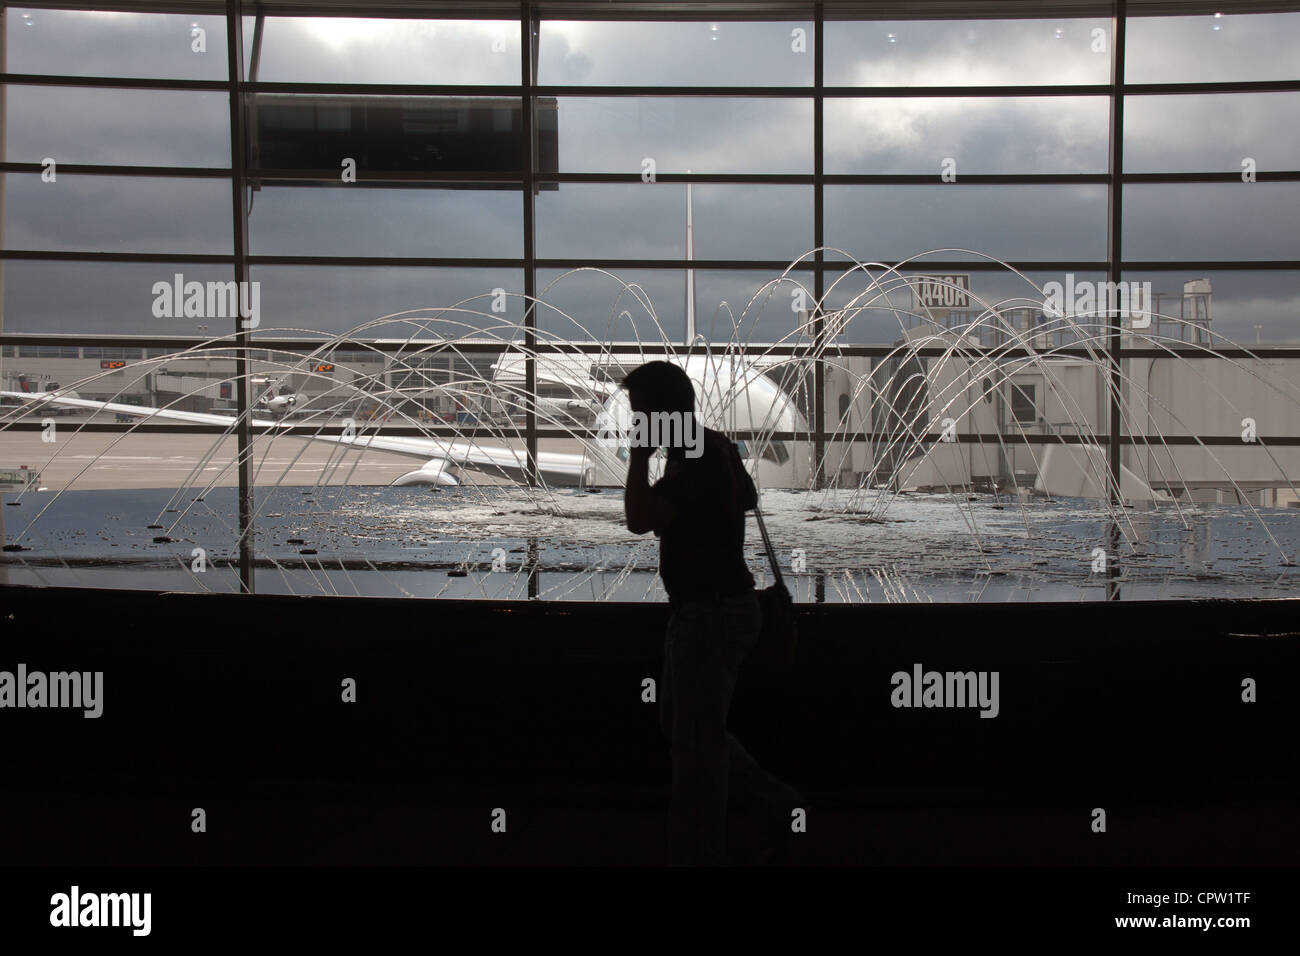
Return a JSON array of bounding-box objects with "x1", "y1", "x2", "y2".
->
[{"x1": 2, "y1": 250, "x2": 1298, "y2": 602}]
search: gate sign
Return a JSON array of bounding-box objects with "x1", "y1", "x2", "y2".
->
[{"x1": 912, "y1": 274, "x2": 971, "y2": 310}]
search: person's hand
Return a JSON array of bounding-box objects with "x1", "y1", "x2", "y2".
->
[{"x1": 624, "y1": 443, "x2": 672, "y2": 534}]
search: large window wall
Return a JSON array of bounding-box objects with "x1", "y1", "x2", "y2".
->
[{"x1": 3, "y1": 1, "x2": 1299, "y2": 598}]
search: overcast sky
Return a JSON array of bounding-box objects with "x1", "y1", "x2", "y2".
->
[{"x1": 2, "y1": 7, "x2": 1299, "y2": 344}]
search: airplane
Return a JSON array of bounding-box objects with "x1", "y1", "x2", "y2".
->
[
  {"x1": 0, "y1": 354, "x2": 812, "y2": 490},
  {"x1": 254, "y1": 381, "x2": 301, "y2": 420},
  {"x1": 1, "y1": 378, "x2": 82, "y2": 416}
]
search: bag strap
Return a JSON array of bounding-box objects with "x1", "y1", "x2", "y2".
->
[
  {"x1": 752, "y1": 501, "x2": 785, "y2": 591},
  {"x1": 732, "y1": 440, "x2": 784, "y2": 590}
]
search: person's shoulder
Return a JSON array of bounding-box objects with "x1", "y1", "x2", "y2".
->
[
  {"x1": 662, "y1": 430, "x2": 726, "y2": 483},
  {"x1": 702, "y1": 427, "x2": 734, "y2": 452},
  {"x1": 689, "y1": 429, "x2": 724, "y2": 466},
  {"x1": 709, "y1": 429, "x2": 749, "y2": 464},
  {"x1": 661, "y1": 455, "x2": 687, "y2": 480}
]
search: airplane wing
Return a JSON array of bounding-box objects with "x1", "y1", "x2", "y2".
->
[
  {"x1": 1, "y1": 390, "x2": 281, "y2": 428},
  {"x1": 0, "y1": 390, "x2": 595, "y2": 487}
]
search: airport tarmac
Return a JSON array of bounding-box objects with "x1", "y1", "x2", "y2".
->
[{"x1": 0, "y1": 417, "x2": 574, "y2": 491}]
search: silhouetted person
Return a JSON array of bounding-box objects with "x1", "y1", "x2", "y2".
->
[{"x1": 621, "y1": 361, "x2": 797, "y2": 865}]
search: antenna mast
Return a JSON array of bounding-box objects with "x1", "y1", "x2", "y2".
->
[{"x1": 685, "y1": 172, "x2": 695, "y2": 343}]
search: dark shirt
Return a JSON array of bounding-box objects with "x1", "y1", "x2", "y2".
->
[{"x1": 653, "y1": 428, "x2": 759, "y2": 607}]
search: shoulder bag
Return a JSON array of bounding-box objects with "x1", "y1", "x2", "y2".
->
[{"x1": 751, "y1": 502, "x2": 798, "y2": 673}]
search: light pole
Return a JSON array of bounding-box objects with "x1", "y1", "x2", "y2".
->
[{"x1": 196, "y1": 325, "x2": 209, "y2": 408}]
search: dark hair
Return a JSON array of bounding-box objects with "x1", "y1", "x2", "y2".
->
[{"x1": 621, "y1": 361, "x2": 696, "y2": 416}]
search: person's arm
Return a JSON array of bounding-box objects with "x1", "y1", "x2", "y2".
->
[
  {"x1": 624, "y1": 446, "x2": 676, "y2": 535},
  {"x1": 731, "y1": 441, "x2": 759, "y2": 511}
]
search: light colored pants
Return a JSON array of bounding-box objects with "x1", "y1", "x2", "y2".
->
[{"x1": 660, "y1": 589, "x2": 786, "y2": 865}]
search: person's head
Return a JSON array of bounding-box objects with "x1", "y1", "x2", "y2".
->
[{"x1": 621, "y1": 361, "x2": 696, "y2": 418}]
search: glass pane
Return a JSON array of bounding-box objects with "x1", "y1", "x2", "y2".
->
[
  {"x1": 248, "y1": 266, "x2": 523, "y2": 338},
  {"x1": 536, "y1": 267, "x2": 811, "y2": 346},
  {"x1": 536, "y1": 183, "x2": 811, "y2": 262},
  {"x1": 243, "y1": 17, "x2": 519, "y2": 85},
  {"x1": 821, "y1": 267, "x2": 1107, "y2": 346},
  {"x1": 551, "y1": 97, "x2": 812, "y2": 174},
  {"x1": 826, "y1": 97, "x2": 1108, "y2": 174},
  {"x1": 1123, "y1": 183, "x2": 1300, "y2": 262},
  {"x1": 825, "y1": 18, "x2": 1112, "y2": 87},
  {"x1": 1129, "y1": 358, "x2": 1300, "y2": 483},
  {"x1": 0, "y1": 348, "x2": 243, "y2": 421},
  {"x1": 4, "y1": 8, "x2": 228, "y2": 80},
  {"x1": 0, "y1": 426, "x2": 246, "y2": 592},
  {"x1": 538, "y1": 20, "x2": 814, "y2": 86},
  {"x1": 249, "y1": 184, "x2": 522, "y2": 259},
  {"x1": 2, "y1": 174, "x2": 232, "y2": 255},
  {"x1": 250, "y1": 94, "x2": 530, "y2": 177},
  {"x1": 536, "y1": 267, "x2": 686, "y2": 342},
  {"x1": 1124, "y1": 93, "x2": 1300, "y2": 174},
  {"x1": 0, "y1": 260, "x2": 238, "y2": 335},
  {"x1": 553, "y1": 366, "x2": 815, "y2": 493},
  {"x1": 1135, "y1": 440, "x2": 1300, "y2": 511},
  {"x1": 825, "y1": 184, "x2": 1108, "y2": 264},
  {"x1": 1125, "y1": 12, "x2": 1300, "y2": 84},
  {"x1": 3, "y1": 86, "x2": 231, "y2": 168},
  {"x1": 693, "y1": 269, "x2": 814, "y2": 345},
  {"x1": 1121, "y1": 271, "x2": 1300, "y2": 347}
]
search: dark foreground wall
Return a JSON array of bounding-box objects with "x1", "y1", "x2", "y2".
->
[{"x1": 0, "y1": 585, "x2": 1296, "y2": 866}]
